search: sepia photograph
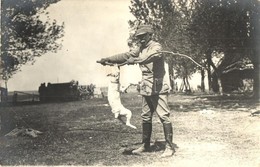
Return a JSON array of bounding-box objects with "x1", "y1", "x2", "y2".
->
[{"x1": 0, "y1": 0, "x2": 259, "y2": 166}]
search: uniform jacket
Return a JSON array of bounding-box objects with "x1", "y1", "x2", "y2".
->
[
  {"x1": 138, "y1": 40, "x2": 171, "y2": 96},
  {"x1": 107, "y1": 40, "x2": 171, "y2": 96}
]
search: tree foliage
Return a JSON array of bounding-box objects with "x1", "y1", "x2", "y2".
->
[
  {"x1": 1, "y1": 0, "x2": 64, "y2": 80},
  {"x1": 129, "y1": 0, "x2": 259, "y2": 97},
  {"x1": 188, "y1": 0, "x2": 259, "y2": 95}
]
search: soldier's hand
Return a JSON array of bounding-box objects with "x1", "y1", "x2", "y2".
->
[
  {"x1": 99, "y1": 58, "x2": 109, "y2": 65},
  {"x1": 126, "y1": 57, "x2": 135, "y2": 65}
]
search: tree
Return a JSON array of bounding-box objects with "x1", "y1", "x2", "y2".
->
[
  {"x1": 188, "y1": 0, "x2": 259, "y2": 97},
  {"x1": 129, "y1": 0, "x2": 259, "y2": 97},
  {"x1": 1, "y1": 0, "x2": 64, "y2": 82}
]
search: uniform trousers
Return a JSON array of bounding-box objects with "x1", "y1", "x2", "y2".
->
[{"x1": 141, "y1": 94, "x2": 171, "y2": 124}]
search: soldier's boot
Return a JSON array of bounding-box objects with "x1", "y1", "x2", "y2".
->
[
  {"x1": 160, "y1": 123, "x2": 175, "y2": 158},
  {"x1": 132, "y1": 123, "x2": 152, "y2": 155}
]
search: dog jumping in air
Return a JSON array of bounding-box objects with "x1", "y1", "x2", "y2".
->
[{"x1": 107, "y1": 65, "x2": 136, "y2": 129}]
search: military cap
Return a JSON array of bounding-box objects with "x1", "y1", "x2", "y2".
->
[{"x1": 135, "y1": 24, "x2": 154, "y2": 36}]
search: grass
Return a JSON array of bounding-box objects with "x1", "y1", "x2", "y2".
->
[{"x1": 0, "y1": 92, "x2": 259, "y2": 166}]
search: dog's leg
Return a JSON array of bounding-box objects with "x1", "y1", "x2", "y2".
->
[
  {"x1": 114, "y1": 112, "x2": 120, "y2": 119},
  {"x1": 121, "y1": 107, "x2": 136, "y2": 129}
]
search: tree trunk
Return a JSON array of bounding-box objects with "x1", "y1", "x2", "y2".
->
[
  {"x1": 183, "y1": 77, "x2": 187, "y2": 91},
  {"x1": 168, "y1": 61, "x2": 174, "y2": 92},
  {"x1": 252, "y1": 64, "x2": 260, "y2": 99},
  {"x1": 206, "y1": 50, "x2": 224, "y2": 94},
  {"x1": 201, "y1": 68, "x2": 205, "y2": 92},
  {"x1": 206, "y1": 59, "x2": 212, "y2": 92},
  {"x1": 218, "y1": 77, "x2": 223, "y2": 95},
  {"x1": 185, "y1": 77, "x2": 191, "y2": 92},
  {"x1": 180, "y1": 80, "x2": 184, "y2": 91}
]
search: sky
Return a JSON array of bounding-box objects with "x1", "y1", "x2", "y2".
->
[
  {"x1": 7, "y1": 0, "x2": 142, "y2": 91},
  {"x1": 7, "y1": 0, "x2": 204, "y2": 91}
]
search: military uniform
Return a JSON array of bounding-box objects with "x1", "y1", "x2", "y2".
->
[
  {"x1": 99, "y1": 24, "x2": 175, "y2": 157},
  {"x1": 136, "y1": 40, "x2": 172, "y2": 126}
]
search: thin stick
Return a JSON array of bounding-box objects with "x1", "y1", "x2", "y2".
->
[
  {"x1": 159, "y1": 51, "x2": 205, "y2": 68},
  {"x1": 97, "y1": 50, "x2": 205, "y2": 69}
]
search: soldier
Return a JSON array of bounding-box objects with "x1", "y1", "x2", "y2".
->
[{"x1": 99, "y1": 24, "x2": 175, "y2": 158}]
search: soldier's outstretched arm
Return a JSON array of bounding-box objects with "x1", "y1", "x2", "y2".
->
[{"x1": 98, "y1": 46, "x2": 140, "y2": 65}]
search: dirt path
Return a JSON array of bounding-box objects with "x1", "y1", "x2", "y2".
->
[
  {"x1": 159, "y1": 95, "x2": 260, "y2": 167},
  {"x1": 168, "y1": 111, "x2": 260, "y2": 167},
  {"x1": 123, "y1": 109, "x2": 260, "y2": 167}
]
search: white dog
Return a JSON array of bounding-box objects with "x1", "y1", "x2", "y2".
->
[{"x1": 107, "y1": 65, "x2": 136, "y2": 129}]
